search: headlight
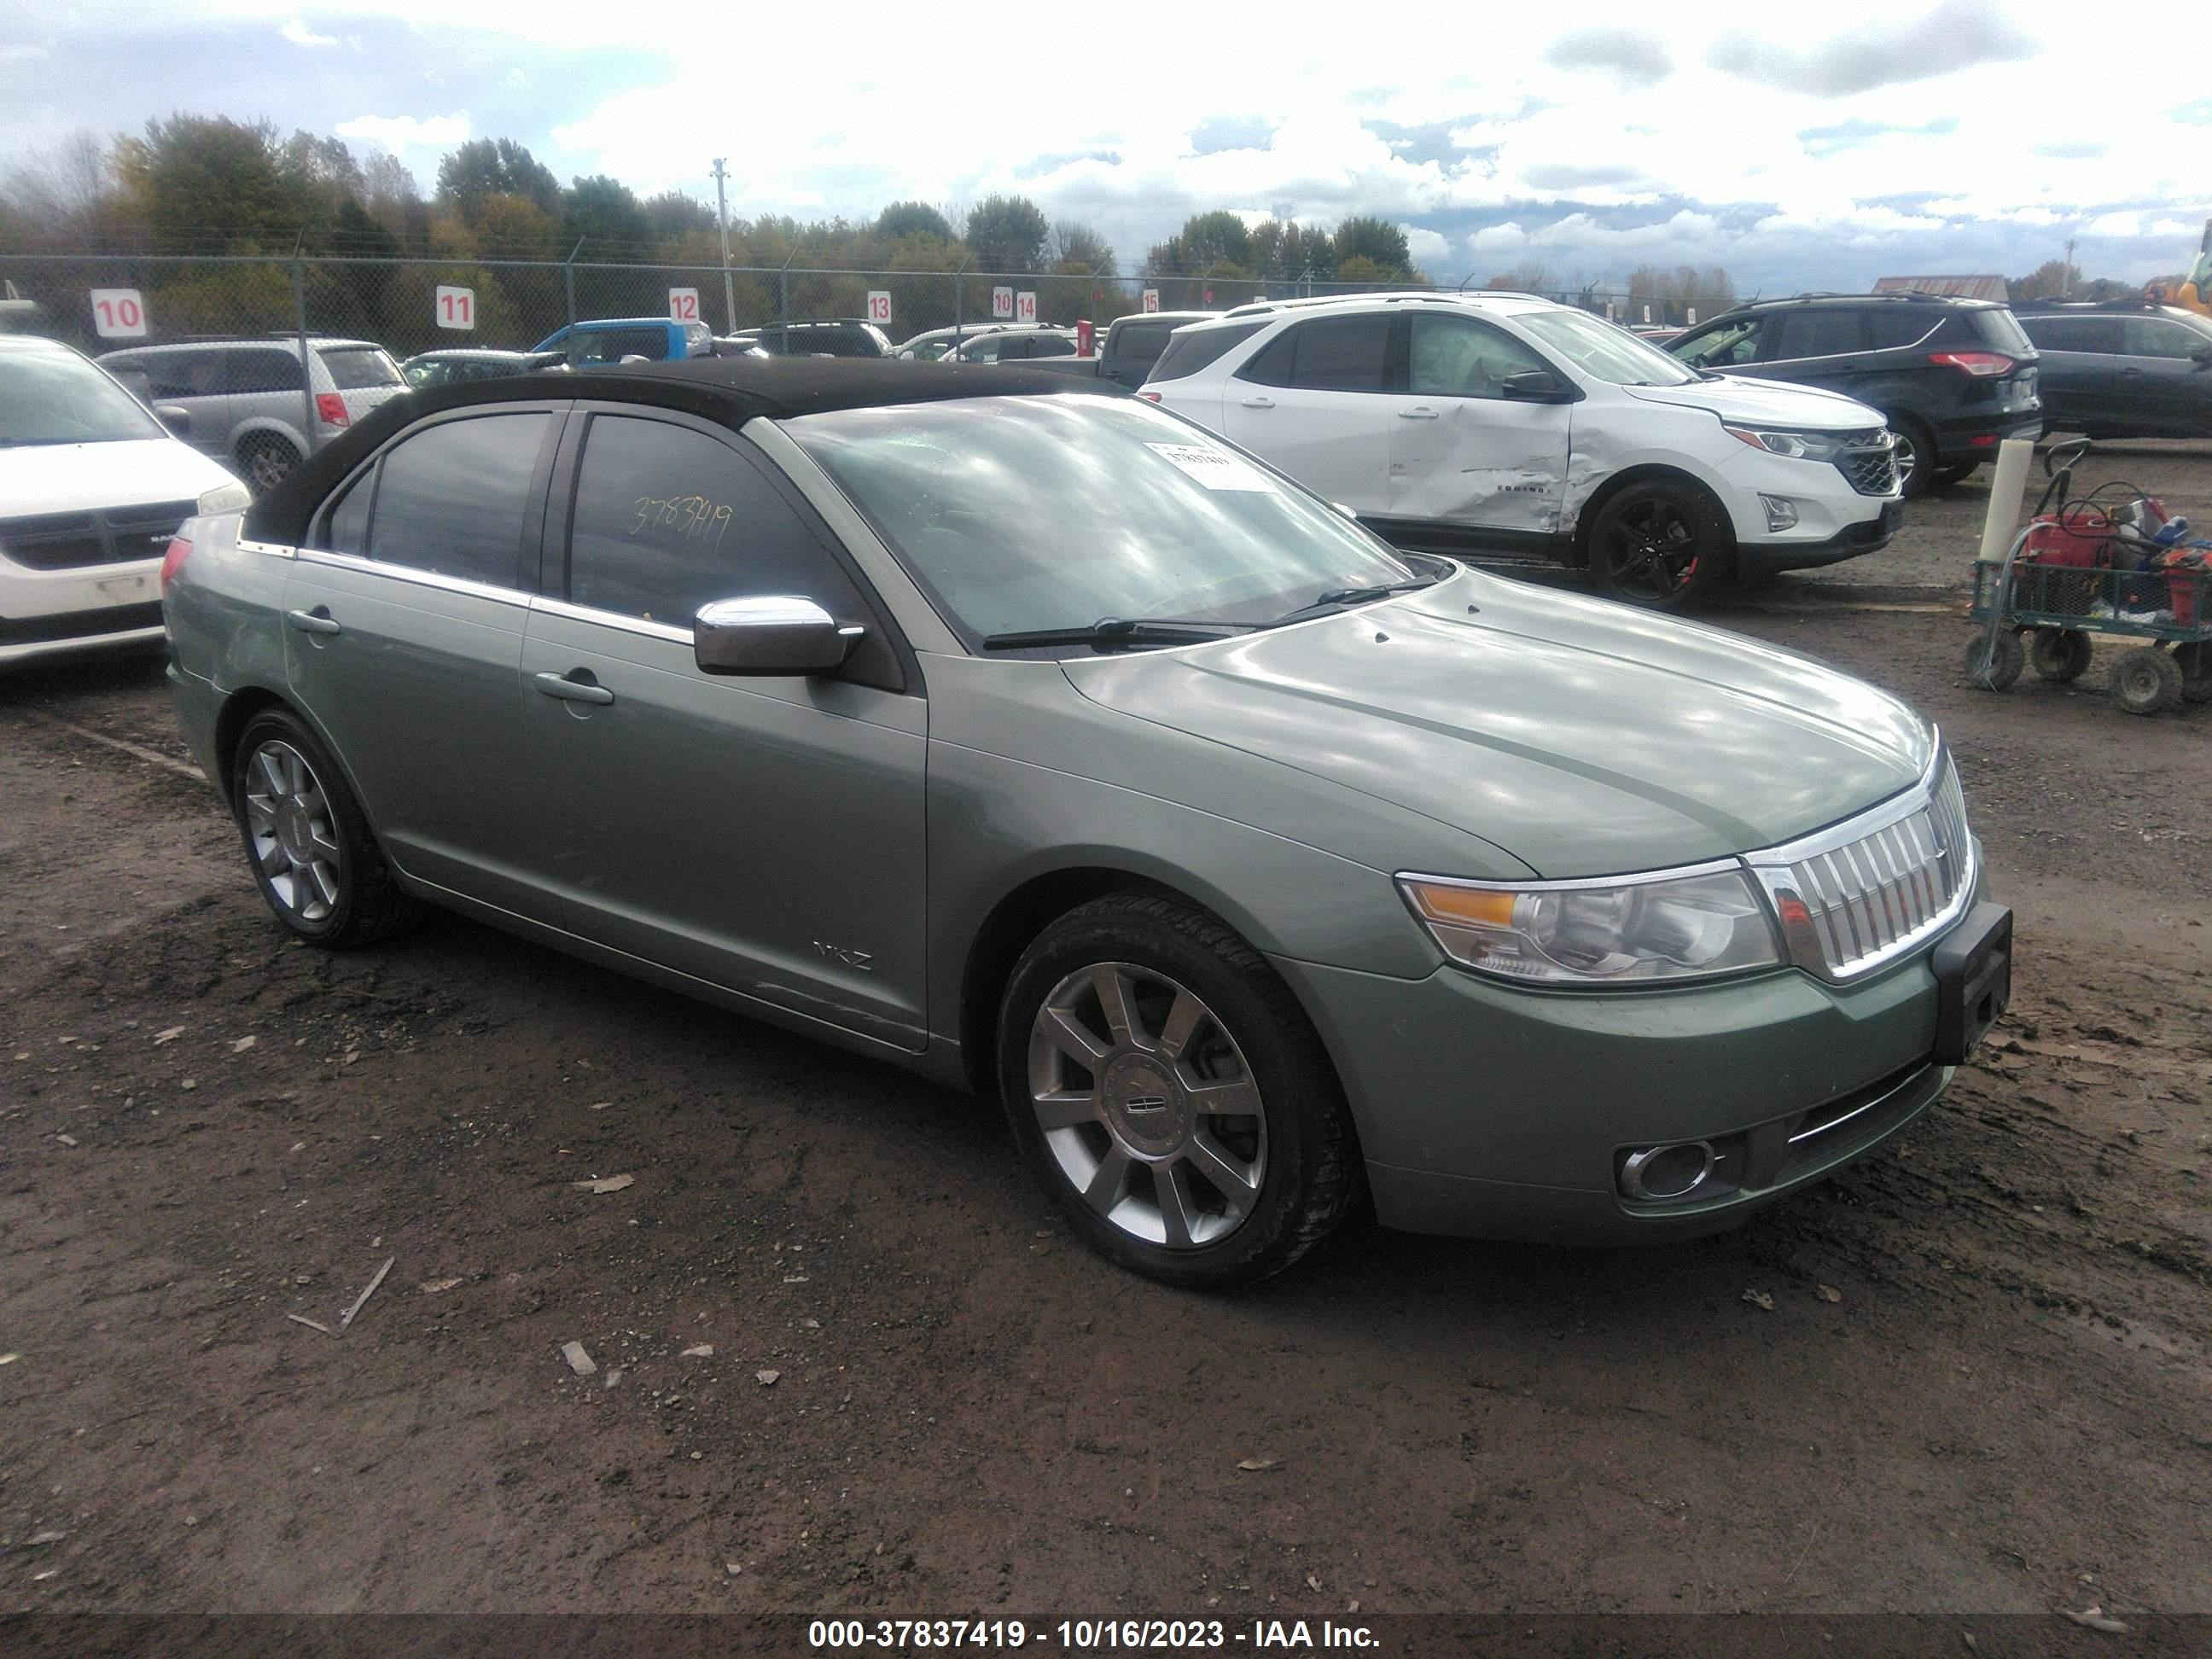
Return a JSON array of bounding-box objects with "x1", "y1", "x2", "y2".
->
[
  {"x1": 1398, "y1": 864, "x2": 1783, "y2": 987},
  {"x1": 1723, "y1": 425, "x2": 1858, "y2": 462},
  {"x1": 197, "y1": 481, "x2": 252, "y2": 515}
]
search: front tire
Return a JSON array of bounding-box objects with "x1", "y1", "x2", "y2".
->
[
  {"x1": 2110, "y1": 647, "x2": 2185, "y2": 716},
  {"x1": 1889, "y1": 416, "x2": 1940, "y2": 498},
  {"x1": 1584, "y1": 479, "x2": 1726, "y2": 610},
  {"x1": 996, "y1": 893, "x2": 1359, "y2": 1288},
  {"x1": 231, "y1": 709, "x2": 422, "y2": 946}
]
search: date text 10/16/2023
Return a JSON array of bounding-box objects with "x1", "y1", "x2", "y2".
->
[{"x1": 806, "y1": 1618, "x2": 1381, "y2": 1651}]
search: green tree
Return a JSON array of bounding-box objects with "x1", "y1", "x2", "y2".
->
[
  {"x1": 877, "y1": 201, "x2": 954, "y2": 242},
  {"x1": 1332, "y1": 215, "x2": 1412, "y2": 276},
  {"x1": 644, "y1": 190, "x2": 715, "y2": 242},
  {"x1": 963, "y1": 193, "x2": 1050, "y2": 272},
  {"x1": 114, "y1": 116, "x2": 299, "y2": 252},
  {"x1": 436, "y1": 137, "x2": 560, "y2": 218},
  {"x1": 562, "y1": 174, "x2": 651, "y2": 257},
  {"x1": 1145, "y1": 211, "x2": 1252, "y2": 278}
]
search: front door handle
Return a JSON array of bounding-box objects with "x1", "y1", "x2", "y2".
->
[
  {"x1": 2118, "y1": 366, "x2": 2144, "y2": 376},
  {"x1": 1397, "y1": 405, "x2": 1441, "y2": 420},
  {"x1": 534, "y1": 671, "x2": 614, "y2": 706},
  {"x1": 1239, "y1": 396, "x2": 1275, "y2": 410},
  {"x1": 285, "y1": 608, "x2": 341, "y2": 636}
]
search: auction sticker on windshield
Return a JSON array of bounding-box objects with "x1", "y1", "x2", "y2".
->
[{"x1": 1145, "y1": 443, "x2": 1277, "y2": 492}]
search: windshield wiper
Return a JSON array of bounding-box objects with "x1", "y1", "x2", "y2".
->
[
  {"x1": 980, "y1": 616, "x2": 1257, "y2": 651},
  {"x1": 1263, "y1": 572, "x2": 1446, "y2": 627}
]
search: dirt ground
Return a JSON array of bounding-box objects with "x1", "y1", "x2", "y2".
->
[{"x1": 2, "y1": 443, "x2": 2208, "y2": 1627}]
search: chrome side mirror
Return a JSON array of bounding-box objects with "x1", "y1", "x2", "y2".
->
[
  {"x1": 694, "y1": 596, "x2": 862, "y2": 676},
  {"x1": 153, "y1": 404, "x2": 192, "y2": 437}
]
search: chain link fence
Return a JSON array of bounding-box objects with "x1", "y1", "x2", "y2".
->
[{"x1": 1, "y1": 250, "x2": 1665, "y2": 362}]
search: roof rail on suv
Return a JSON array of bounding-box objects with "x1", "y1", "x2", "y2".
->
[{"x1": 1221, "y1": 289, "x2": 1548, "y2": 320}]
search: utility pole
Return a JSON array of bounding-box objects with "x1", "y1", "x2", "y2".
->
[
  {"x1": 711, "y1": 158, "x2": 736, "y2": 333},
  {"x1": 2063, "y1": 236, "x2": 2076, "y2": 299}
]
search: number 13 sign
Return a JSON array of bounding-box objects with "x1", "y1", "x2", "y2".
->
[{"x1": 865, "y1": 290, "x2": 892, "y2": 326}]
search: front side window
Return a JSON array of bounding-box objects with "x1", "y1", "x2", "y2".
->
[
  {"x1": 138, "y1": 350, "x2": 223, "y2": 400},
  {"x1": 219, "y1": 349, "x2": 304, "y2": 394},
  {"x1": 565, "y1": 415, "x2": 858, "y2": 626},
  {"x1": 790, "y1": 393, "x2": 1416, "y2": 647},
  {"x1": 362, "y1": 412, "x2": 550, "y2": 588},
  {"x1": 2123, "y1": 317, "x2": 2209, "y2": 359},
  {"x1": 1407, "y1": 312, "x2": 1550, "y2": 398},
  {"x1": 1671, "y1": 317, "x2": 1763, "y2": 370},
  {"x1": 1516, "y1": 307, "x2": 1699, "y2": 386}
]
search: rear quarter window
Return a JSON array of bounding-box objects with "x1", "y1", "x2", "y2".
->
[
  {"x1": 1150, "y1": 321, "x2": 1263, "y2": 382},
  {"x1": 321, "y1": 346, "x2": 404, "y2": 389},
  {"x1": 361, "y1": 412, "x2": 551, "y2": 588},
  {"x1": 1971, "y1": 309, "x2": 2035, "y2": 356},
  {"x1": 1866, "y1": 311, "x2": 1939, "y2": 349}
]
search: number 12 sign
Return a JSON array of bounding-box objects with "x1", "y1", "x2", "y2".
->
[
  {"x1": 90, "y1": 288, "x2": 148, "y2": 339},
  {"x1": 669, "y1": 288, "x2": 701, "y2": 323},
  {"x1": 435, "y1": 285, "x2": 475, "y2": 330}
]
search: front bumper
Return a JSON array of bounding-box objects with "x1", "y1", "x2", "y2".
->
[
  {"x1": 1276, "y1": 929, "x2": 1958, "y2": 1244},
  {"x1": 0, "y1": 556, "x2": 167, "y2": 665},
  {"x1": 1735, "y1": 499, "x2": 1904, "y2": 575}
]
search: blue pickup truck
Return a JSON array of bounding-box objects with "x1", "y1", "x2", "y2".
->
[{"x1": 532, "y1": 317, "x2": 717, "y2": 367}]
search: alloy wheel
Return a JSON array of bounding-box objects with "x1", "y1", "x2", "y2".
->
[
  {"x1": 243, "y1": 739, "x2": 343, "y2": 923},
  {"x1": 1601, "y1": 498, "x2": 1702, "y2": 602},
  {"x1": 1026, "y1": 962, "x2": 1267, "y2": 1250}
]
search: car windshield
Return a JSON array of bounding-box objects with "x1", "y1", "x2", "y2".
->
[
  {"x1": 0, "y1": 347, "x2": 165, "y2": 446},
  {"x1": 789, "y1": 394, "x2": 1418, "y2": 650},
  {"x1": 1514, "y1": 307, "x2": 1703, "y2": 387}
]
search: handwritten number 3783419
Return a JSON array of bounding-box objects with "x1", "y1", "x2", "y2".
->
[{"x1": 631, "y1": 494, "x2": 735, "y2": 550}]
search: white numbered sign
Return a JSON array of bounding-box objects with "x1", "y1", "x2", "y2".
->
[
  {"x1": 992, "y1": 286, "x2": 1015, "y2": 320},
  {"x1": 1016, "y1": 290, "x2": 1037, "y2": 324},
  {"x1": 865, "y1": 289, "x2": 893, "y2": 326},
  {"x1": 435, "y1": 285, "x2": 475, "y2": 331},
  {"x1": 90, "y1": 288, "x2": 148, "y2": 339},
  {"x1": 1141, "y1": 289, "x2": 1160, "y2": 314},
  {"x1": 668, "y1": 287, "x2": 701, "y2": 323},
  {"x1": 1685, "y1": 306, "x2": 1697, "y2": 325}
]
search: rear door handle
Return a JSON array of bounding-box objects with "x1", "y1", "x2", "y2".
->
[
  {"x1": 2119, "y1": 366, "x2": 2144, "y2": 376},
  {"x1": 534, "y1": 671, "x2": 614, "y2": 706},
  {"x1": 1239, "y1": 396, "x2": 1275, "y2": 410},
  {"x1": 1397, "y1": 406, "x2": 1441, "y2": 420},
  {"x1": 285, "y1": 608, "x2": 341, "y2": 636}
]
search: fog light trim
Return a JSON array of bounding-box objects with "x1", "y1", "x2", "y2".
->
[
  {"x1": 1758, "y1": 494, "x2": 1799, "y2": 533},
  {"x1": 1620, "y1": 1139, "x2": 1718, "y2": 1202}
]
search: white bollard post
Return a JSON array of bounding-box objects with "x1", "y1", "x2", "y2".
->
[{"x1": 1975, "y1": 437, "x2": 2036, "y2": 564}]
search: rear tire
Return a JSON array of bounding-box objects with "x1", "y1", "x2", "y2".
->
[
  {"x1": 1889, "y1": 416, "x2": 1940, "y2": 498},
  {"x1": 2110, "y1": 647, "x2": 2185, "y2": 716},
  {"x1": 996, "y1": 893, "x2": 1359, "y2": 1288},
  {"x1": 230, "y1": 708, "x2": 422, "y2": 946},
  {"x1": 1963, "y1": 630, "x2": 2023, "y2": 690},
  {"x1": 2174, "y1": 640, "x2": 2212, "y2": 704},
  {"x1": 238, "y1": 434, "x2": 302, "y2": 494},
  {"x1": 1584, "y1": 479, "x2": 1726, "y2": 610},
  {"x1": 2029, "y1": 628, "x2": 2093, "y2": 683}
]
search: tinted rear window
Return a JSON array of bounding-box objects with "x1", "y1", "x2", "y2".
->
[
  {"x1": 1150, "y1": 321, "x2": 1262, "y2": 382},
  {"x1": 1111, "y1": 320, "x2": 1175, "y2": 367},
  {"x1": 321, "y1": 346, "x2": 403, "y2": 389},
  {"x1": 1866, "y1": 309, "x2": 1939, "y2": 349},
  {"x1": 364, "y1": 412, "x2": 550, "y2": 588},
  {"x1": 2019, "y1": 316, "x2": 2120, "y2": 353},
  {"x1": 1286, "y1": 314, "x2": 1392, "y2": 391},
  {"x1": 1768, "y1": 309, "x2": 1865, "y2": 360},
  {"x1": 1972, "y1": 309, "x2": 2035, "y2": 356}
]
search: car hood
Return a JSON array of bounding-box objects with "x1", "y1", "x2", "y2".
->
[
  {"x1": 1058, "y1": 573, "x2": 1934, "y2": 878},
  {"x1": 1624, "y1": 374, "x2": 1885, "y2": 429},
  {"x1": 0, "y1": 438, "x2": 236, "y2": 519}
]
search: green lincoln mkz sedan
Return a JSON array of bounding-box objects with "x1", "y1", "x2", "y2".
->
[{"x1": 162, "y1": 358, "x2": 2011, "y2": 1285}]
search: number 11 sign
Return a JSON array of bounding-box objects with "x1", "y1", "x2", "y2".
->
[{"x1": 435, "y1": 285, "x2": 475, "y2": 331}]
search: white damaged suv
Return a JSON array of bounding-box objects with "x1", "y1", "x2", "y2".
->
[{"x1": 1143, "y1": 292, "x2": 1902, "y2": 607}]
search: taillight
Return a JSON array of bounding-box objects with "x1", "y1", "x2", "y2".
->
[
  {"x1": 1928, "y1": 352, "x2": 2016, "y2": 377},
  {"x1": 160, "y1": 535, "x2": 190, "y2": 595},
  {"x1": 1138, "y1": 390, "x2": 1161, "y2": 402},
  {"x1": 315, "y1": 392, "x2": 350, "y2": 426}
]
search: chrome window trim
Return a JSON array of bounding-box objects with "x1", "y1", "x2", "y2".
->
[
  {"x1": 236, "y1": 538, "x2": 297, "y2": 559},
  {"x1": 527, "y1": 592, "x2": 693, "y2": 645},
  {"x1": 293, "y1": 545, "x2": 530, "y2": 609}
]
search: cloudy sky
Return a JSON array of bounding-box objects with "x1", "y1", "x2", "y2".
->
[{"x1": 4, "y1": 0, "x2": 2206, "y2": 291}]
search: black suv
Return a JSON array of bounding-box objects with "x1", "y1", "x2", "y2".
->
[
  {"x1": 732, "y1": 320, "x2": 892, "y2": 358},
  {"x1": 2011, "y1": 300, "x2": 2212, "y2": 440},
  {"x1": 1665, "y1": 293, "x2": 2041, "y2": 495}
]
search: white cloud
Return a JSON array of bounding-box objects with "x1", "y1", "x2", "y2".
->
[
  {"x1": 335, "y1": 112, "x2": 470, "y2": 151},
  {"x1": 1403, "y1": 225, "x2": 1450, "y2": 265},
  {"x1": 280, "y1": 17, "x2": 337, "y2": 47}
]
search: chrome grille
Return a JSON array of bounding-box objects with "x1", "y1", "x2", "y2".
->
[
  {"x1": 1838, "y1": 439, "x2": 1899, "y2": 497},
  {"x1": 1748, "y1": 749, "x2": 1975, "y2": 983}
]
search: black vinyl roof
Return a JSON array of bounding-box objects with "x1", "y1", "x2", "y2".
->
[{"x1": 246, "y1": 357, "x2": 1109, "y2": 546}]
